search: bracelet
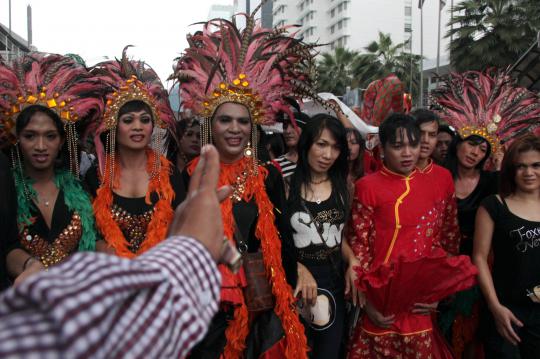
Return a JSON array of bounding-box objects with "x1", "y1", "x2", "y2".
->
[{"x1": 22, "y1": 256, "x2": 35, "y2": 271}]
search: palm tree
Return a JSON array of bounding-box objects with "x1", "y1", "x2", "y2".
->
[
  {"x1": 353, "y1": 32, "x2": 422, "y2": 99},
  {"x1": 316, "y1": 47, "x2": 358, "y2": 94},
  {"x1": 447, "y1": 0, "x2": 538, "y2": 72}
]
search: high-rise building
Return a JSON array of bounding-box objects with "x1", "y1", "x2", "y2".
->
[
  {"x1": 0, "y1": 22, "x2": 32, "y2": 62},
  {"x1": 208, "y1": 4, "x2": 235, "y2": 20},
  {"x1": 272, "y1": 0, "x2": 461, "y2": 62},
  {"x1": 234, "y1": 0, "x2": 273, "y2": 29}
]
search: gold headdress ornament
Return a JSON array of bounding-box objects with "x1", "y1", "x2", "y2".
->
[
  {"x1": 430, "y1": 69, "x2": 540, "y2": 154},
  {"x1": 171, "y1": 1, "x2": 330, "y2": 166},
  {"x1": 0, "y1": 52, "x2": 106, "y2": 175},
  {"x1": 89, "y1": 46, "x2": 176, "y2": 183}
]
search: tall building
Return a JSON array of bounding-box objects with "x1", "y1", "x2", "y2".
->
[
  {"x1": 234, "y1": 0, "x2": 273, "y2": 29},
  {"x1": 0, "y1": 22, "x2": 32, "y2": 61},
  {"x1": 208, "y1": 4, "x2": 235, "y2": 20},
  {"x1": 272, "y1": 0, "x2": 461, "y2": 62}
]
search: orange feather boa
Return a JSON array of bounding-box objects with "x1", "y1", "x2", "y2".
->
[
  {"x1": 188, "y1": 157, "x2": 308, "y2": 359},
  {"x1": 93, "y1": 149, "x2": 175, "y2": 258}
]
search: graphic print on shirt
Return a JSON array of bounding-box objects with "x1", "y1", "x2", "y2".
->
[
  {"x1": 290, "y1": 209, "x2": 344, "y2": 248},
  {"x1": 512, "y1": 225, "x2": 540, "y2": 253}
]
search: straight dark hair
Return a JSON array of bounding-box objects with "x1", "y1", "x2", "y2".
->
[
  {"x1": 444, "y1": 135, "x2": 491, "y2": 179},
  {"x1": 379, "y1": 113, "x2": 420, "y2": 147},
  {"x1": 118, "y1": 100, "x2": 153, "y2": 120},
  {"x1": 346, "y1": 128, "x2": 365, "y2": 180},
  {"x1": 500, "y1": 134, "x2": 540, "y2": 197},
  {"x1": 288, "y1": 114, "x2": 350, "y2": 216},
  {"x1": 15, "y1": 105, "x2": 69, "y2": 169},
  {"x1": 410, "y1": 108, "x2": 440, "y2": 128}
]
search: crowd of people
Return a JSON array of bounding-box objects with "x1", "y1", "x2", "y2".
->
[{"x1": 0, "y1": 7, "x2": 540, "y2": 359}]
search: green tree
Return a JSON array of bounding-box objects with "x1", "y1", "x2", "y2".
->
[
  {"x1": 353, "y1": 32, "x2": 422, "y2": 99},
  {"x1": 316, "y1": 47, "x2": 358, "y2": 94},
  {"x1": 447, "y1": 0, "x2": 539, "y2": 72}
]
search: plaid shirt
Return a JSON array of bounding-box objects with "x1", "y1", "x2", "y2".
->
[{"x1": 0, "y1": 236, "x2": 220, "y2": 358}]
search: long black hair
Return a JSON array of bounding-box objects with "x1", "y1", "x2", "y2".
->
[
  {"x1": 15, "y1": 104, "x2": 70, "y2": 169},
  {"x1": 288, "y1": 114, "x2": 350, "y2": 216},
  {"x1": 444, "y1": 135, "x2": 491, "y2": 178}
]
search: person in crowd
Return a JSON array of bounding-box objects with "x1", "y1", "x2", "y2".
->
[
  {"x1": 264, "y1": 133, "x2": 285, "y2": 161},
  {"x1": 411, "y1": 109, "x2": 460, "y2": 253},
  {"x1": 171, "y1": 9, "x2": 331, "y2": 357},
  {"x1": 346, "y1": 127, "x2": 365, "y2": 194},
  {"x1": 473, "y1": 134, "x2": 540, "y2": 359},
  {"x1": 86, "y1": 47, "x2": 185, "y2": 259},
  {"x1": 433, "y1": 125, "x2": 455, "y2": 165},
  {"x1": 347, "y1": 113, "x2": 475, "y2": 358},
  {"x1": 167, "y1": 118, "x2": 201, "y2": 173},
  {"x1": 0, "y1": 53, "x2": 104, "y2": 286},
  {"x1": 0, "y1": 153, "x2": 18, "y2": 289},
  {"x1": 0, "y1": 144, "x2": 230, "y2": 359},
  {"x1": 273, "y1": 111, "x2": 309, "y2": 182},
  {"x1": 287, "y1": 114, "x2": 361, "y2": 358},
  {"x1": 431, "y1": 69, "x2": 540, "y2": 358}
]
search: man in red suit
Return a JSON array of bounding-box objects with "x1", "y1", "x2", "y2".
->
[{"x1": 347, "y1": 114, "x2": 471, "y2": 358}]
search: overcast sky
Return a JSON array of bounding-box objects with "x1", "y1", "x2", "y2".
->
[{"x1": 1, "y1": 0, "x2": 234, "y2": 88}]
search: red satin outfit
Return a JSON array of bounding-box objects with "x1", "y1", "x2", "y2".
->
[{"x1": 347, "y1": 165, "x2": 464, "y2": 358}]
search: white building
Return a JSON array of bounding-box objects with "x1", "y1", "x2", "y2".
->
[
  {"x1": 272, "y1": 0, "x2": 463, "y2": 62},
  {"x1": 208, "y1": 4, "x2": 235, "y2": 20}
]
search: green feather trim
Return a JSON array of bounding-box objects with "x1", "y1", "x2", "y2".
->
[
  {"x1": 13, "y1": 169, "x2": 97, "y2": 252},
  {"x1": 54, "y1": 171, "x2": 97, "y2": 251}
]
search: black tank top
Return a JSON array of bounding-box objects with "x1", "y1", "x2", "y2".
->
[{"x1": 482, "y1": 194, "x2": 540, "y2": 306}]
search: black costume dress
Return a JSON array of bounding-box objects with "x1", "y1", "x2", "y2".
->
[
  {"x1": 0, "y1": 153, "x2": 18, "y2": 289},
  {"x1": 85, "y1": 165, "x2": 185, "y2": 254},
  {"x1": 186, "y1": 164, "x2": 297, "y2": 359}
]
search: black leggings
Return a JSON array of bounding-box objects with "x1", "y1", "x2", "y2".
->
[
  {"x1": 484, "y1": 304, "x2": 540, "y2": 359},
  {"x1": 302, "y1": 265, "x2": 346, "y2": 359}
]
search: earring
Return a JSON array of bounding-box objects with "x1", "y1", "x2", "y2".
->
[{"x1": 244, "y1": 142, "x2": 253, "y2": 157}]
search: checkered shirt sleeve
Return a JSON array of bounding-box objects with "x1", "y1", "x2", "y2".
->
[{"x1": 0, "y1": 236, "x2": 221, "y2": 358}]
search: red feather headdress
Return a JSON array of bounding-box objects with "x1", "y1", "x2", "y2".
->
[
  {"x1": 0, "y1": 52, "x2": 106, "y2": 174},
  {"x1": 430, "y1": 69, "x2": 540, "y2": 153},
  {"x1": 170, "y1": 4, "x2": 322, "y2": 133},
  {"x1": 89, "y1": 46, "x2": 175, "y2": 176}
]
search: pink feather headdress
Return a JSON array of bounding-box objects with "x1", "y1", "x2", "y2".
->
[
  {"x1": 170, "y1": 5, "x2": 321, "y2": 131},
  {"x1": 0, "y1": 52, "x2": 106, "y2": 174},
  {"x1": 89, "y1": 46, "x2": 175, "y2": 174},
  {"x1": 430, "y1": 69, "x2": 540, "y2": 153}
]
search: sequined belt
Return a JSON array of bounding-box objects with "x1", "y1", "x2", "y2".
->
[{"x1": 298, "y1": 246, "x2": 340, "y2": 262}]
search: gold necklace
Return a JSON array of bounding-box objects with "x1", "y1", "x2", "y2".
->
[{"x1": 310, "y1": 177, "x2": 329, "y2": 185}]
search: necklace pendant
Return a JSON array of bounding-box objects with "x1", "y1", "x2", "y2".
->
[
  {"x1": 44, "y1": 201, "x2": 50, "y2": 207},
  {"x1": 315, "y1": 198, "x2": 321, "y2": 205}
]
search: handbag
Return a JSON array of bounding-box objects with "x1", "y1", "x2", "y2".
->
[{"x1": 233, "y1": 217, "x2": 275, "y2": 313}]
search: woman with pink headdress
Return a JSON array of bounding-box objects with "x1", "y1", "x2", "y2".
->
[{"x1": 85, "y1": 47, "x2": 185, "y2": 258}]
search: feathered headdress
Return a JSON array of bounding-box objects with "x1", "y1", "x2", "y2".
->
[
  {"x1": 170, "y1": 2, "x2": 324, "y2": 148},
  {"x1": 0, "y1": 52, "x2": 106, "y2": 175},
  {"x1": 430, "y1": 69, "x2": 540, "y2": 153},
  {"x1": 361, "y1": 74, "x2": 405, "y2": 127},
  {"x1": 89, "y1": 46, "x2": 175, "y2": 179}
]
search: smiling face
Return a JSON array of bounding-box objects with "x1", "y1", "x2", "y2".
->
[
  {"x1": 211, "y1": 102, "x2": 252, "y2": 163},
  {"x1": 116, "y1": 109, "x2": 153, "y2": 151},
  {"x1": 307, "y1": 128, "x2": 341, "y2": 177},
  {"x1": 382, "y1": 128, "x2": 420, "y2": 176},
  {"x1": 456, "y1": 137, "x2": 489, "y2": 169},
  {"x1": 18, "y1": 111, "x2": 65, "y2": 172}
]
